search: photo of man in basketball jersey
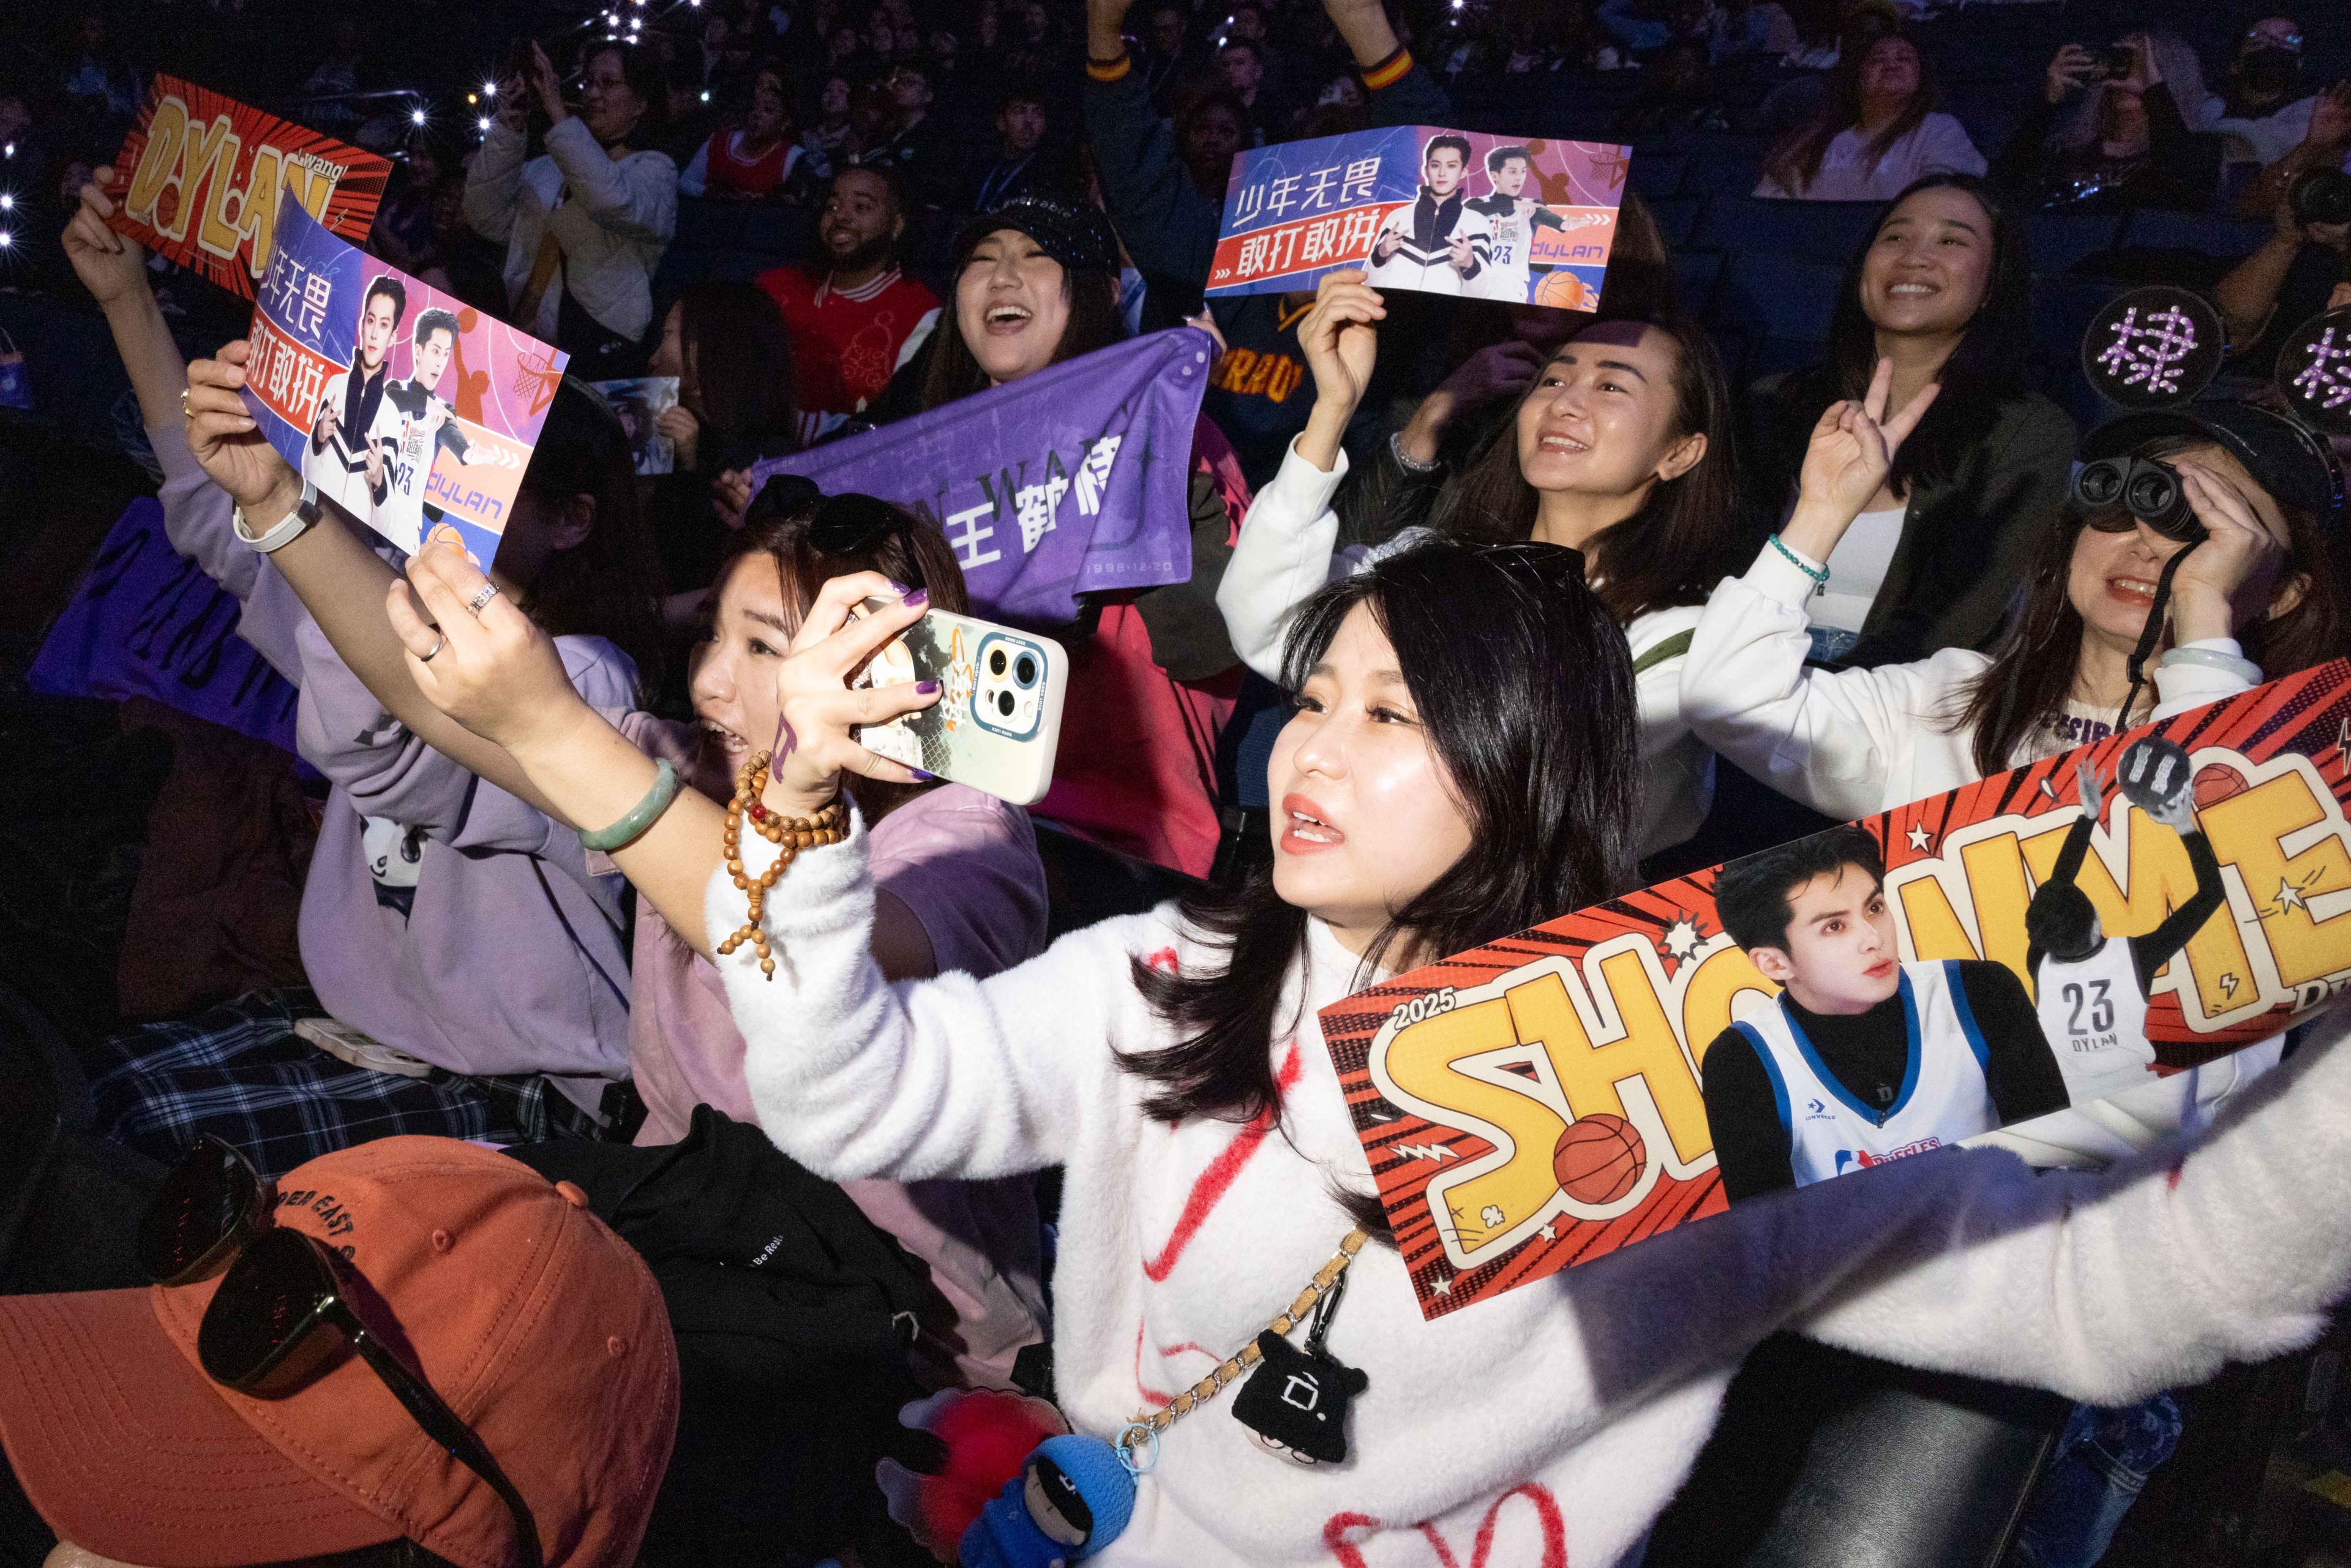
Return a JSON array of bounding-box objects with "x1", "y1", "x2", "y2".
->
[
  {"x1": 1463, "y1": 146, "x2": 1565, "y2": 304},
  {"x1": 1702, "y1": 826, "x2": 2071, "y2": 1202},
  {"x1": 368, "y1": 307, "x2": 486, "y2": 555},
  {"x1": 306, "y1": 274, "x2": 407, "y2": 525},
  {"x1": 2025, "y1": 755, "x2": 2228, "y2": 1106},
  {"x1": 1364, "y1": 133, "x2": 1491, "y2": 296}
]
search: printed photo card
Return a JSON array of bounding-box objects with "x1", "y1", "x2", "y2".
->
[
  {"x1": 240, "y1": 203, "x2": 568, "y2": 565},
  {"x1": 1205, "y1": 126, "x2": 1630, "y2": 310}
]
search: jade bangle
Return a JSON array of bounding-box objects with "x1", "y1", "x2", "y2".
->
[{"x1": 578, "y1": 759, "x2": 680, "y2": 852}]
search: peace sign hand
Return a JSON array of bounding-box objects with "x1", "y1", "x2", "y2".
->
[
  {"x1": 1783, "y1": 356, "x2": 1940, "y2": 562},
  {"x1": 765, "y1": 572, "x2": 943, "y2": 817}
]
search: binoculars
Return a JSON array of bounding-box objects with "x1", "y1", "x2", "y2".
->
[{"x1": 2070, "y1": 455, "x2": 2204, "y2": 544}]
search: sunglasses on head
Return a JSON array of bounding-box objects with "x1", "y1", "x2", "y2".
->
[
  {"x1": 141, "y1": 1138, "x2": 544, "y2": 1568},
  {"x1": 752, "y1": 477, "x2": 927, "y2": 593}
]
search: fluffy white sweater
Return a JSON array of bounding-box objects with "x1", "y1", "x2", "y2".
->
[{"x1": 716, "y1": 823, "x2": 2351, "y2": 1568}]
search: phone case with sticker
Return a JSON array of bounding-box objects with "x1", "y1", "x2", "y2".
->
[{"x1": 850, "y1": 603, "x2": 1068, "y2": 806}]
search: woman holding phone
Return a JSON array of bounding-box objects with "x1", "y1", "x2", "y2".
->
[
  {"x1": 359, "y1": 500, "x2": 2351, "y2": 1568},
  {"x1": 174, "y1": 347, "x2": 1053, "y2": 1394}
]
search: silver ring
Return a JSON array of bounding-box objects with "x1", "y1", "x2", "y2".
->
[
  {"x1": 178, "y1": 388, "x2": 191, "y2": 421},
  {"x1": 418, "y1": 635, "x2": 445, "y2": 664},
  {"x1": 466, "y1": 582, "x2": 501, "y2": 615}
]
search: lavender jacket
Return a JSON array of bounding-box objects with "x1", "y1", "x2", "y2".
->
[{"x1": 154, "y1": 422, "x2": 635, "y2": 1108}]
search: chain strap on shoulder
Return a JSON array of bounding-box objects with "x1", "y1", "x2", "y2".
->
[{"x1": 1112, "y1": 1229, "x2": 1367, "y2": 1476}]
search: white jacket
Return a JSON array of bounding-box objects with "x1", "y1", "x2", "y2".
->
[
  {"x1": 1214, "y1": 439, "x2": 1714, "y2": 854},
  {"x1": 463, "y1": 116, "x2": 677, "y2": 345},
  {"x1": 1681, "y1": 539, "x2": 2278, "y2": 1167},
  {"x1": 714, "y1": 817, "x2": 2351, "y2": 1568}
]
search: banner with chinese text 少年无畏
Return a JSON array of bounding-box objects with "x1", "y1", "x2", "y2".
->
[
  {"x1": 1205, "y1": 126, "x2": 1628, "y2": 310},
  {"x1": 240, "y1": 203, "x2": 568, "y2": 563}
]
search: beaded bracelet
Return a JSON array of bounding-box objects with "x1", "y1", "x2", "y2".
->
[
  {"x1": 715, "y1": 752, "x2": 847, "y2": 979},
  {"x1": 1768, "y1": 533, "x2": 1831, "y2": 584}
]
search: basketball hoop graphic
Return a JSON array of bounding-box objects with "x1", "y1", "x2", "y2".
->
[{"x1": 512, "y1": 348, "x2": 564, "y2": 418}]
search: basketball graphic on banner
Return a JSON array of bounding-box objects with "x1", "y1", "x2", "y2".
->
[
  {"x1": 1553, "y1": 1114, "x2": 1646, "y2": 1205},
  {"x1": 1532, "y1": 268, "x2": 1598, "y2": 312}
]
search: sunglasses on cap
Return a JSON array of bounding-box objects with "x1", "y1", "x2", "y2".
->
[
  {"x1": 751, "y1": 476, "x2": 928, "y2": 593},
  {"x1": 140, "y1": 1138, "x2": 544, "y2": 1568}
]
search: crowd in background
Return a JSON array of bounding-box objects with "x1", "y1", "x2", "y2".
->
[{"x1": 2, "y1": 0, "x2": 2351, "y2": 1566}]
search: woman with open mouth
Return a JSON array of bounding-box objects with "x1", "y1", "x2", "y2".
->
[
  {"x1": 388, "y1": 516, "x2": 2351, "y2": 1568},
  {"x1": 863, "y1": 194, "x2": 1256, "y2": 880}
]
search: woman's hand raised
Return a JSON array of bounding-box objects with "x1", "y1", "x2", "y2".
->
[
  {"x1": 2165, "y1": 459, "x2": 2292, "y2": 648},
  {"x1": 1782, "y1": 356, "x2": 1939, "y2": 563},
  {"x1": 764, "y1": 572, "x2": 943, "y2": 817},
  {"x1": 185, "y1": 342, "x2": 306, "y2": 522},
  {"x1": 387, "y1": 543, "x2": 587, "y2": 757},
  {"x1": 1294, "y1": 268, "x2": 1385, "y2": 472}
]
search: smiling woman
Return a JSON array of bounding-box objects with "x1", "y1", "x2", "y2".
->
[
  {"x1": 1747, "y1": 173, "x2": 2073, "y2": 668},
  {"x1": 1216, "y1": 270, "x2": 1747, "y2": 858}
]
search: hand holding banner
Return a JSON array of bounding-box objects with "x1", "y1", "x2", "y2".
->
[
  {"x1": 103, "y1": 74, "x2": 389, "y2": 298},
  {"x1": 239, "y1": 204, "x2": 568, "y2": 564}
]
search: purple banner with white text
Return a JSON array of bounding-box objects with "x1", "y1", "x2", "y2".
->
[{"x1": 749, "y1": 328, "x2": 1214, "y2": 624}]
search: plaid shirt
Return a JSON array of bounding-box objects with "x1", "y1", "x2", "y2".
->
[{"x1": 84, "y1": 990, "x2": 603, "y2": 1180}]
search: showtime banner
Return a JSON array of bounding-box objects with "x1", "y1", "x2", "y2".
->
[
  {"x1": 1205, "y1": 126, "x2": 1628, "y2": 310},
  {"x1": 240, "y1": 204, "x2": 566, "y2": 563},
  {"x1": 103, "y1": 74, "x2": 389, "y2": 298},
  {"x1": 1325, "y1": 665, "x2": 2351, "y2": 1319}
]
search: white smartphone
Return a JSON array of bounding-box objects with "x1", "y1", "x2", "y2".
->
[{"x1": 849, "y1": 601, "x2": 1068, "y2": 806}]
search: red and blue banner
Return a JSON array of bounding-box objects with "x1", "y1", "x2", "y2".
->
[
  {"x1": 241, "y1": 204, "x2": 565, "y2": 563},
  {"x1": 1205, "y1": 126, "x2": 1629, "y2": 309}
]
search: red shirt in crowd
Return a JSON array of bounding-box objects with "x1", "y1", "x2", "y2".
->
[
  {"x1": 755, "y1": 265, "x2": 942, "y2": 426},
  {"x1": 693, "y1": 129, "x2": 800, "y2": 198}
]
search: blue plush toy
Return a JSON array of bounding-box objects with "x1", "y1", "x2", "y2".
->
[{"x1": 959, "y1": 1434, "x2": 1136, "y2": 1567}]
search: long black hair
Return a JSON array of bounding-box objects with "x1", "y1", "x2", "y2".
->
[
  {"x1": 1434, "y1": 313, "x2": 1747, "y2": 625},
  {"x1": 1952, "y1": 433, "x2": 2344, "y2": 776},
  {"x1": 511, "y1": 378, "x2": 669, "y2": 703},
  {"x1": 1817, "y1": 173, "x2": 2031, "y2": 495},
  {"x1": 1124, "y1": 539, "x2": 1640, "y2": 1138}
]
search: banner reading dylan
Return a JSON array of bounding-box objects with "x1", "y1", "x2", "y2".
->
[
  {"x1": 240, "y1": 203, "x2": 568, "y2": 563},
  {"x1": 1327, "y1": 664, "x2": 2351, "y2": 1320},
  {"x1": 1204, "y1": 126, "x2": 1628, "y2": 310},
  {"x1": 103, "y1": 74, "x2": 389, "y2": 298},
  {"x1": 748, "y1": 328, "x2": 1213, "y2": 624}
]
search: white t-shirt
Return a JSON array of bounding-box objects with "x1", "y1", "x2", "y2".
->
[
  {"x1": 1804, "y1": 501, "x2": 1905, "y2": 661},
  {"x1": 1755, "y1": 112, "x2": 1987, "y2": 201}
]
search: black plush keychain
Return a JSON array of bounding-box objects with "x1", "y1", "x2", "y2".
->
[{"x1": 1231, "y1": 1265, "x2": 1369, "y2": 1465}]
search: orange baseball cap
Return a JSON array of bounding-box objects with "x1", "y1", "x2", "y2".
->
[{"x1": 0, "y1": 1138, "x2": 678, "y2": 1568}]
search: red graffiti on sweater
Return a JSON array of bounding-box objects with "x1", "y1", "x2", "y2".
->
[
  {"x1": 1322, "y1": 1485, "x2": 1567, "y2": 1568},
  {"x1": 1141, "y1": 1039, "x2": 1302, "y2": 1283}
]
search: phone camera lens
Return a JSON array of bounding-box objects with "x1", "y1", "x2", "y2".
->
[
  {"x1": 997, "y1": 691, "x2": 1016, "y2": 716},
  {"x1": 1014, "y1": 655, "x2": 1037, "y2": 686},
  {"x1": 989, "y1": 648, "x2": 1008, "y2": 675}
]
